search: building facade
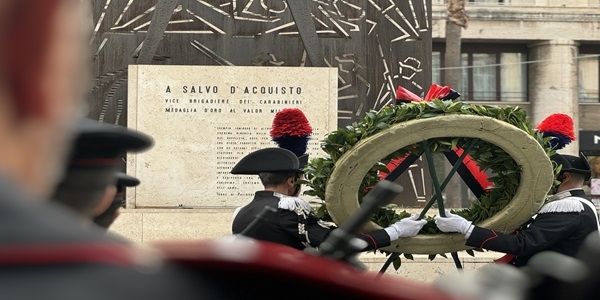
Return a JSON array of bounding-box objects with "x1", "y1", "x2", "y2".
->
[{"x1": 431, "y1": 0, "x2": 600, "y2": 156}]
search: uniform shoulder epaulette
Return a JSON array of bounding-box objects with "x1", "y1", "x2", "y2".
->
[
  {"x1": 538, "y1": 197, "x2": 585, "y2": 214},
  {"x1": 278, "y1": 196, "x2": 313, "y2": 214}
]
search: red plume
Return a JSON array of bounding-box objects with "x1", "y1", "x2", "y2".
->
[
  {"x1": 270, "y1": 108, "x2": 312, "y2": 157},
  {"x1": 535, "y1": 113, "x2": 575, "y2": 141},
  {"x1": 535, "y1": 113, "x2": 575, "y2": 150},
  {"x1": 270, "y1": 108, "x2": 312, "y2": 137}
]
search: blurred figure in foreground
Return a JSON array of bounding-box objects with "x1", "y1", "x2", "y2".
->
[
  {"x1": 52, "y1": 118, "x2": 151, "y2": 224},
  {"x1": 94, "y1": 172, "x2": 140, "y2": 229},
  {"x1": 0, "y1": 1, "x2": 227, "y2": 299}
]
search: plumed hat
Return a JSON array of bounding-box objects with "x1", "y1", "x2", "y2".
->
[
  {"x1": 231, "y1": 148, "x2": 302, "y2": 175},
  {"x1": 269, "y1": 108, "x2": 312, "y2": 169},
  {"x1": 535, "y1": 113, "x2": 575, "y2": 151},
  {"x1": 550, "y1": 153, "x2": 591, "y2": 181}
]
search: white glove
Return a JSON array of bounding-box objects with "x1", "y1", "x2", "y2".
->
[
  {"x1": 385, "y1": 214, "x2": 427, "y2": 240},
  {"x1": 434, "y1": 210, "x2": 473, "y2": 237}
]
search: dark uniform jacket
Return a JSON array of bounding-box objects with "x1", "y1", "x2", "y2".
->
[
  {"x1": 232, "y1": 191, "x2": 391, "y2": 251},
  {"x1": 0, "y1": 175, "x2": 233, "y2": 299},
  {"x1": 466, "y1": 189, "x2": 599, "y2": 267}
]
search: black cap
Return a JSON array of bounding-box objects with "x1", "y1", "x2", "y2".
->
[
  {"x1": 116, "y1": 172, "x2": 140, "y2": 187},
  {"x1": 52, "y1": 118, "x2": 153, "y2": 216},
  {"x1": 231, "y1": 148, "x2": 302, "y2": 175},
  {"x1": 67, "y1": 118, "x2": 153, "y2": 169},
  {"x1": 115, "y1": 172, "x2": 140, "y2": 193},
  {"x1": 92, "y1": 172, "x2": 140, "y2": 229},
  {"x1": 550, "y1": 153, "x2": 591, "y2": 181}
]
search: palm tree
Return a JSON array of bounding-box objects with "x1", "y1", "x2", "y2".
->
[
  {"x1": 444, "y1": 0, "x2": 468, "y2": 90},
  {"x1": 443, "y1": 0, "x2": 468, "y2": 208}
]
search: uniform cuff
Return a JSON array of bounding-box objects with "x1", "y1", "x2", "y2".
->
[
  {"x1": 465, "y1": 224, "x2": 475, "y2": 239},
  {"x1": 384, "y1": 226, "x2": 399, "y2": 240}
]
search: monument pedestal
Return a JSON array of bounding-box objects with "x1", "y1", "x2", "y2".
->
[{"x1": 109, "y1": 208, "x2": 235, "y2": 244}]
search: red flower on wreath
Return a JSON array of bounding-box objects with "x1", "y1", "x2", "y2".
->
[
  {"x1": 395, "y1": 83, "x2": 461, "y2": 104},
  {"x1": 395, "y1": 86, "x2": 423, "y2": 103}
]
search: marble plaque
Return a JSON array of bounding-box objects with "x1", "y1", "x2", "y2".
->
[{"x1": 127, "y1": 65, "x2": 338, "y2": 208}]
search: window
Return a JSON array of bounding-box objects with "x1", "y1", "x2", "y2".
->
[
  {"x1": 578, "y1": 45, "x2": 600, "y2": 103},
  {"x1": 433, "y1": 43, "x2": 528, "y2": 102}
]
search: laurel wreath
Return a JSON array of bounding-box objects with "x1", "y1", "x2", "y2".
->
[{"x1": 301, "y1": 100, "x2": 558, "y2": 259}]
